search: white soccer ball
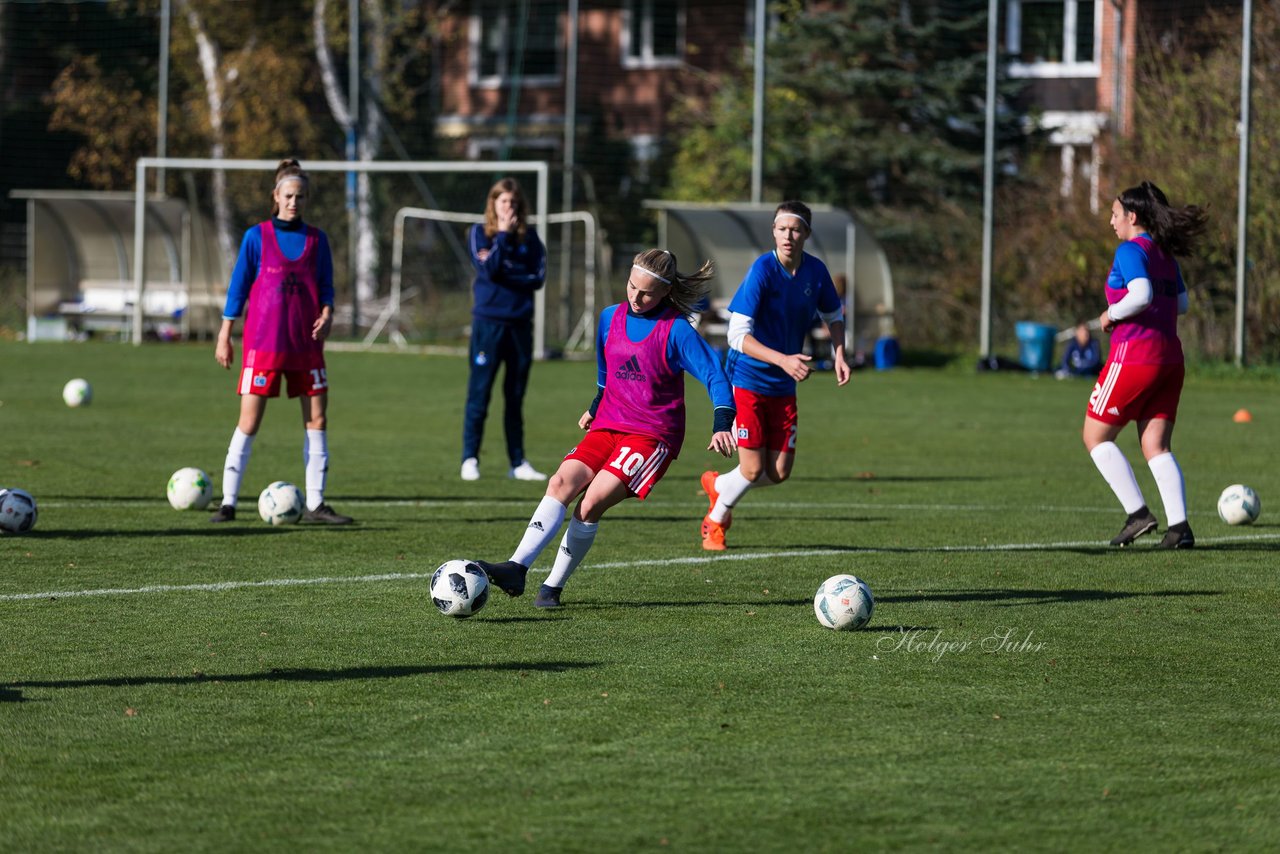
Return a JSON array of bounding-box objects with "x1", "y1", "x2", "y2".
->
[
  {"x1": 814, "y1": 573, "x2": 875, "y2": 631},
  {"x1": 430, "y1": 559, "x2": 490, "y2": 618},
  {"x1": 0, "y1": 488, "x2": 38, "y2": 535},
  {"x1": 257, "y1": 481, "x2": 304, "y2": 526},
  {"x1": 1217, "y1": 484, "x2": 1261, "y2": 526},
  {"x1": 62, "y1": 378, "x2": 92, "y2": 407},
  {"x1": 167, "y1": 467, "x2": 214, "y2": 511}
]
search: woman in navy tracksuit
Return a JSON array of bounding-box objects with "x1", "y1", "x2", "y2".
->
[{"x1": 460, "y1": 177, "x2": 547, "y2": 482}]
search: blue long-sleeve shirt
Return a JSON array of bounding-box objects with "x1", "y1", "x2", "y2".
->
[
  {"x1": 594, "y1": 304, "x2": 736, "y2": 433},
  {"x1": 469, "y1": 224, "x2": 547, "y2": 323},
  {"x1": 222, "y1": 217, "x2": 334, "y2": 320}
]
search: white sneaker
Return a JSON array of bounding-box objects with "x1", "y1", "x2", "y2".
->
[
  {"x1": 460, "y1": 457, "x2": 480, "y2": 481},
  {"x1": 508, "y1": 460, "x2": 547, "y2": 481}
]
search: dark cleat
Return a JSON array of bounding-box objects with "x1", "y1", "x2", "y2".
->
[
  {"x1": 1155, "y1": 522, "x2": 1195, "y2": 549},
  {"x1": 301, "y1": 503, "x2": 354, "y2": 525},
  {"x1": 1110, "y1": 506, "x2": 1158, "y2": 547},
  {"x1": 476, "y1": 560, "x2": 528, "y2": 597},
  {"x1": 534, "y1": 584, "x2": 563, "y2": 609},
  {"x1": 209, "y1": 504, "x2": 236, "y2": 523}
]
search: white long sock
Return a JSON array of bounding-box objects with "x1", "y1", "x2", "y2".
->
[
  {"x1": 1089, "y1": 442, "x2": 1146, "y2": 515},
  {"x1": 1148, "y1": 452, "x2": 1187, "y2": 526},
  {"x1": 545, "y1": 517, "x2": 599, "y2": 589},
  {"x1": 511, "y1": 496, "x2": 567, "y2": 568},
  {"x1": 303, "y1": 429, "x2": 328, "y2": 511},
  {"x1": 220, "y1": 428, "x2": 254, "y2": 508},
  {"x1": 710, "y1": 467, "x2": 773, "y2": 523}
]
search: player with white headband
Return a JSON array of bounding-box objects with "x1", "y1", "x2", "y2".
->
[
  {"x1": 476, "y1": 247, "x2": 737, "y2": 608},
  {"x1": 698, "y1": 200, "x2": 849, "y2": 550}
]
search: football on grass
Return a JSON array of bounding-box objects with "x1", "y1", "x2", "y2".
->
[
  {"x1": 62, "y1": 378, "x2": 92, "y2": 407},
  {"x1": 0, "y1": 487, "x2": 38, "y2": 534},
  {"x1": 1217, "y1": 484, "x2": 1261, "y2": 526},
  {"x1": 258, "y1": 481, "x2": 304, "y2": 526},
  {"x1": 814, "y1": 573, "x2": 875, "y2": 631},
  {"x1": 167, "y1": 467, "x2": 214, "y2": 511},
  {"x1": 430, "y1": 559, "x2": 490, "y2": 618}
]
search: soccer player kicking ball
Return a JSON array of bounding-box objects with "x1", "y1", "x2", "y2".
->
[
  {"x1": 700, "y1": 201, "x2": 849, "y2": 550},
  {"x1": 477, "y1": 249, "x2": 736, "y2": 608}
]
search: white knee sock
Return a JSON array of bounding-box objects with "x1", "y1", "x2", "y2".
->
[
  {"x1": 303, "y1": 429, "x2": 328, "y2": 511},
  {"x1": 710, "y1": 467, "x2": 772, "y2": 523},
  {"x1": 545, "y1": 517, "x2": 599, "y2": 589},
  {"x1": 1148, "y1": 452, "x2": 1187, "y2": 526},
  {"x1": 1089, "y1": 442, "x2": 1146, "y2": 515},
  {"x1": 220, "y1": 428, "x2": 254, "y2": 508},
  {"x1": 511, "y1": 496, "x2": 567, "y2": 567}
]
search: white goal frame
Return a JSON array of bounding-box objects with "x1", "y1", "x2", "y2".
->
[
  {"x1": 130, "y1": 157, "x2": 549, "y2": 350},
  {"x1": 368, "y1": 206, "x2": 598, "y2": 351}
]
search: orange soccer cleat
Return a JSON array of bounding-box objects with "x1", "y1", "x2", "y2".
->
[
  {"x1": 701, "y1": 514, "x2": 727, "y2": 551},
  {"x1": 700, "y1": 470, "x2": 732, "y2": 531}
]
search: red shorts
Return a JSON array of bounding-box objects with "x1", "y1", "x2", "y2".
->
[
  {"x1": 1086, "y1": 361, "x2": 1184, "y2": 425},
  {"x1": 733, "y1": 388, "x2": 798, "y2": 453},
  {"x1": 239, "y1": 366, "x2": 328, "y2": 398},
  {"x1": 564, "y1": 429, "x2": 674, "y2": 500}
]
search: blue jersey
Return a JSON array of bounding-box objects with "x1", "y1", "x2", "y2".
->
[
  {"x1": 223, "y1": 217, "x2": 334, "y2": 319},
  {"x1": 725, "y1": 250, "x2": 842, "y2": 396},
  {"x1": 469, "y1": 224, "x2": 547, "y2": 324},
  {"x1": 597, "y1": 304, "x2": 735, "y2": 421}
]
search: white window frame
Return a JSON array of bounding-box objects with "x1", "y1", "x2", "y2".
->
[
  {"x1": 466, "y1": 135, "x2": 561, "y2": 161},
  {"x1": 1006, "y1": 0, "x2": 1101, "y2": 79},
  {"x1": 621, "y1": 0, "x2": 685, "y2": 70},
  {"x1": 469, "y1": 1, "x2": 561, "y2": 89}
]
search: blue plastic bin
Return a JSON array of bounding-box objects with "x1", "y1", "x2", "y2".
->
[
  {"x1": 874, "y1": 336, "x2": 900, "y2": 371},
  {"x1": 1015, "y1": 322, "x2": 1057, "y2": 373}
]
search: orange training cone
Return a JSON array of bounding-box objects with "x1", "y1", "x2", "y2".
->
[{"x1": 1233, "y1": 408, "x2": 1253, "y2": 423}]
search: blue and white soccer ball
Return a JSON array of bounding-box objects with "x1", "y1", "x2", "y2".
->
[
  {"x1": 1217, "y1": 484, "x2": 1261, "y2": 526},
  {"x1": 430, "y1": 559, "x2": 490, "y2": 618},
  {"x1": 0, "y1": 487, "x2": 38, "y2": 535},
  {"x1": 167, "y1": 467, "x2": 214, "y2": 511},
  {"x1": 62, "y1": 378, "x2": 92, "y2": 407},
  {"x1": 257, "y1": 481, "x2": 304, "y2": 526},
  {"x1": 813, "y1": 573, "x2": 875, "y2": 631}
]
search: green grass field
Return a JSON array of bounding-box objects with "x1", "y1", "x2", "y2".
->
[{"x1": 2, "y1": 341, "x2": 1279, "y2": 852}]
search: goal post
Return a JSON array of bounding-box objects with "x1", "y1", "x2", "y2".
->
[
  {"x1": 129, "y1": 157, "x2": 550, "y2": 349},
  {"x1": 369, "y1": 206, "x2": 599, "y2": 352}
]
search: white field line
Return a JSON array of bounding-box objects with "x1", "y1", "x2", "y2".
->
[{"x1": 4, "y1": 536, "x2": 1280, "y2": 603}]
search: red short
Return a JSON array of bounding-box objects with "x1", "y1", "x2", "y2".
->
[
  {"x1": 239, "y1": 366, "x2": 328, "y2": 398},
  {"x1": 564, "y1": 429, "x2": 674, "y2": 500},
  {"x1": 733, "y1": 388, "x2": 798, "y2": 453},
  {"x1": 1086, "y1": 360, "x2": 1184, "y2": 425}
]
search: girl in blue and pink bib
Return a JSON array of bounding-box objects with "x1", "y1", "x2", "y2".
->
[
  {"x1": 477, "y1": 249, "x2": 738, "y2": 608},
  {"x1": 1083, "y1": 181, "x2": 1207, "y2": 549},
  {"x1": 210, "y1": 159, "x2": 352, "y2": 526}
]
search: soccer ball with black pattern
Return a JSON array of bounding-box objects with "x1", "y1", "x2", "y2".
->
[
  {"x1": 813, "y1": 574, "x2": 875, "y2": 631},
  {"x1": 430, "y1": 559, "x2": 490, "y2": 618},
  {"x1": 0, "y1": 488, "x2": 38, "y2": 535},
  {"x1": 257, "y1": 481, "x2": 304, "y2": 526},
  {"x1": 1217, "y1": 484, "x2": 1261, "y2": 526}
]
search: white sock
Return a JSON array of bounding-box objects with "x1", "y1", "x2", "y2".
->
[
  {"x1": 1148, "y1": 451, "x2": 1187, "y2": 526},
  {"x1": 220, "y1": 428, "x2": 254, "y2": 508},
  {"x1": 511, "y1": 496, "x2": 567, "y2": 568},
  {"x1": 545, "y1": 517, "x2": 599, "y2": 589},
  {"x1": 1089, "y1": 442, "x2": 1146, "y2": 515},
  {"x1": 710, "y1": 467, "x2": 772, "y2": 523},
  {"x1": 303, "y1": 429, "x2": 328, "y2": 511}
]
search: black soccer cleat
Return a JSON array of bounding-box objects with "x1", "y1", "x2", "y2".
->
[
  {"x1": 302, "y1": 503, "x2": 354, "y2": 525},
  {"x1": 1155, "y1": 522, "x2": 1195, "y2": 549},
  {"x1": 209, "y1": 504, "x2": 236, "y2": 523},
  {"x1": 1110, "y1": 506, "x2": 1158, "y2": 547},
  {"x1": 534, "y1": 584, "x2": 564, "y2": 609},
  {"x1": 475, "y1": 560, "x2": 528, "y2": 597}
]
